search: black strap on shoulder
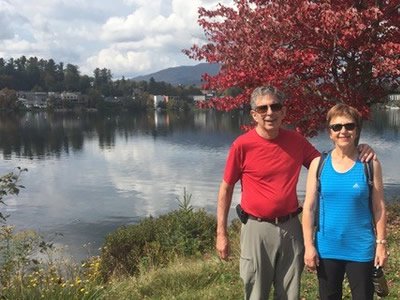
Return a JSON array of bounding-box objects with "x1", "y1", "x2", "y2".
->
[
  {"x1": 316, "y1": 151, "x2": 329, "y2": 194},
  {"x1": 364, "y1": 159, "x2": 374, "y2": 191},
  {"x1": 364, "y1": 159, "x2": 374, "y2": 215},
  {"x1": 314, "y1": 151, "x2": 330, "y2": 230}
]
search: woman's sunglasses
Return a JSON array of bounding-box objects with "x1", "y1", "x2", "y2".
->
[
  {"x1": 329, "y1": 123, "x2": 356, "y2": 132},
  {"x1": 253, "y1": 103, "x2": 283, "y2": 114}
]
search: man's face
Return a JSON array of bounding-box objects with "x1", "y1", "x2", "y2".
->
[{"x1": 251, "y1": 95, "x2": 286, "y2": 133}]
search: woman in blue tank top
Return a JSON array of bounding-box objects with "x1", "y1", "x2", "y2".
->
[{"x1": 302, "y1": 104, "x2": 388, "y2": 300}]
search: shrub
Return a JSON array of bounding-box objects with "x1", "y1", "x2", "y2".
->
[
  {"x1": 0, "y1": 167, "x2": 27, "y2": 222},
  {"x1": 99, "y1": 192, "x2": 216, "y2": 281}
]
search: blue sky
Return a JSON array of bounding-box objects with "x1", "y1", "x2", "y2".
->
[{"x1": 0, "y1": 0, "x2": 230, "y2": 78}]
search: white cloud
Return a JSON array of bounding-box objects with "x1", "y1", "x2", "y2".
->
[
  {"x1": 1, "y1": 37, "x2": 37, "y2": 54},
  {"x1": 0, "y1": 0, "x2": 228, "y2": 78},
  {"x1": 85, "y1": 49, "x2": 153, "y2": 75}
]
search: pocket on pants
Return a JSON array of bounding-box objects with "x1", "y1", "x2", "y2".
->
[{"x1": 240, "y1": 256, "x2": 255, "y2": 286}]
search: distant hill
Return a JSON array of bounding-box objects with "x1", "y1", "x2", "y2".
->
[{"x1": 132, "y1": 63, "x2": 220, "y2": 86}]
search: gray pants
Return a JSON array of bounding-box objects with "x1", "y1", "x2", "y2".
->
[{"x1": 240, "y1": 217, "x2": 304, "y2": 300}]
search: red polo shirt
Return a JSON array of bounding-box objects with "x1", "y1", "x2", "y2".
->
[{"x1": 224, "y1": 128, "x2": 320, "y2": 218}]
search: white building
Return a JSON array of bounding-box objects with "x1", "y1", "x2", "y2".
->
[
  {"x1": 17, "y1": 91, "x2": 48, "y2": 108},
  {"x1": 388, "y1": 93, "x2": 400, "y2": 102},
  {"x1": 192, "y1": 95, "x2": 206, "y2": 102},
  {"x1": 153, "y1": 95, "x2": 168, "y2": 108}
]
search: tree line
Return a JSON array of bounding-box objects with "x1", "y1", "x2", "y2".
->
[{"x1": 0, "y1": 56, "x2": 203, "y2": 99}]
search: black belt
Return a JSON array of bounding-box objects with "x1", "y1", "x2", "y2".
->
[{"x1": 248, "y1": 207, "x2": 302, "y2": 224}]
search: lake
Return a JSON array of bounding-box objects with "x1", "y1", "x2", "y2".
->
[{"x1": 0, "y1": 108, "x2": 399, "y2": 261}]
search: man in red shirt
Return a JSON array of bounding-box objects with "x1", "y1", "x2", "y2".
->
[{"x1": 216, "y1": 86, "x2": 374, "y2": 299}]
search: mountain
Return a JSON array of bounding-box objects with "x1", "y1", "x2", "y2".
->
[{"x1": 132, "y1": 63, "x2": 220, "y2": 86}]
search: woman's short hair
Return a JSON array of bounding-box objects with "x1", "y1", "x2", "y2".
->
[
  {"x1": 326, "y1": 103, "x2": 363, "y2": 144},
  {"x1": 326, "y1": 104, "x2": 362, "y2": 128}
]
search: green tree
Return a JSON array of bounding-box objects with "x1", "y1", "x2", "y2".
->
[
  {"x1": 79, "y1": 75, "x2": 92, "y2": 94},
  {"x1": 64, "y1": 64, "x2": 80, "y2": 91},
  {"x1": 93, "y1": 68, "x2": 113, "y2": 96},
  {"x1": 43, "y1": 59, "x2": 58, "y2": 92},
  {"x1": 0, "y1": 88, "x2": 18, "y2": 111},
  {"x1": 55, "y1": 62, "x2": 65, "y2": 91},
  {"x1": 14, "y1": 56, "x2": 28, "y2": 90},
  {"x1": 25, "y1": 57, "x2": 41, "y2": 90},
  {"x1": 87, "y1": 88, "x2": 103, "y2": 109}
]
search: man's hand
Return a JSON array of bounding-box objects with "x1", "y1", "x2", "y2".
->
[
  {"x1": 304, "y1": 245, "x2": 319, "y2": 272},
  {"x1": 357, "y1": 144, "x2": 377, "y2": 162},
  {"x1": 216, "y1": 232, "x2": 230, "y2": 260}
]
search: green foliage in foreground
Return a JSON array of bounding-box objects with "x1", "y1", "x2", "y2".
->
[
  {"x1": 99, "y1": 190, "x2": 217, "y2": 280},
  {"x1": 0, "y1": 167, "x2": 27, "y2": 222},
  {"x1": 102, "y1": 202, "x2": 400, "y2": 300}
]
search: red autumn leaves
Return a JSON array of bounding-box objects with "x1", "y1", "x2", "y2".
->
[{"x1": 185, "y1": 0, "x2": 400, "y2": 136}]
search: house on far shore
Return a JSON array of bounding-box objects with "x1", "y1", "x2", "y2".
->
[
  {"x1": 386, "y1": 90, "x2": 400, "y2": 109},
  {"x1": 61, "y1": 92, "x2": 87, "y2": 106},
  {"x1": 17, "y1": 91, "x2": 48, "y2": 108},
  {"x1": 190, "y1": 90, "x2": 216, "y2": 103},
  {"x1": 192, "y1": 95, "x2": 206, "y2": 103},
  {"x1": 17, "y1": 91, "x2": 86, "y2": 109},
  {"x1": 388, "y1": 93, "x2": 400, "y2": 102},
  {"x1": 153, "y1": 95, "x2": 168, "y2": 108},
  {"x1": 104, "y1": 96, "x2": 122, "y2": 104},
  {"x1": 201, "y1": 89, "x2": 216, "y2": 98}
]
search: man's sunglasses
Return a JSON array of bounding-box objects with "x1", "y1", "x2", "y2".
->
[
  {"x1": 253, "y1": 103, "x2": 283, "y2": 114},
  {"x1": 329, "y1": 123, "x2": 356, "y2": 132}
]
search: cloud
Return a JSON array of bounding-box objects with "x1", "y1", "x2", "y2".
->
[
  {"x1": 0, "y1": 0, "x2": 228, "y2": 78},
  {"x1": 90, "y1": 0, "x2": 218, "y2": 77},
  {"x1": 85, "y1": 49, "x2": 153, "y2": 75}
]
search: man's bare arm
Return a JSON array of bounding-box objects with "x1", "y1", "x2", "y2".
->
[{"x1": 216, "y1": 180, "x2": 234, "y2": 260}]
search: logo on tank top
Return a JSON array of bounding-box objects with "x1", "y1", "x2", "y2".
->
[{"x1": 353, "y1": 183, "x2": 360, "y2": 189}]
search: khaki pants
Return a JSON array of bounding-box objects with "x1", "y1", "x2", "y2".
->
[{"x1": 240, "y1": 217, "x2": 304, "y2": 300}]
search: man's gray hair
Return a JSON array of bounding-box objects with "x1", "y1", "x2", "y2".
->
[{"x1": 250, "y1": 86, "x2": 286, "y2": 109}]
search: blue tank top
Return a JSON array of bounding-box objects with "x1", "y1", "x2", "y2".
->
[{"x1": 316, "y1": 153, "x2": 375, "y2": 261}]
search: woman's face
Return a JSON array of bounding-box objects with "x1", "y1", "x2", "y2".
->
[{"x1": 328, "y1": 115, "x2": 358, "y2": 147}]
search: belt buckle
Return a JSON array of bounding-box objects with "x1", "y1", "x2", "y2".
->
[{"x1": 274, "y1": 217, "x2": 279, "y2": 225}]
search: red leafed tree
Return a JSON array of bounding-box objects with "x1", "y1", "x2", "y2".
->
[{"x1": 184, "y1": 0, "x2": 400, "y2": 135}]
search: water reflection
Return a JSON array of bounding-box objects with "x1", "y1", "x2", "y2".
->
[
  {"x1": 366, "y1": 108, "x2": 400, "y2": 134},
  {"x1": 0, "y1": 110, "x2": 248, "y2": 160}
]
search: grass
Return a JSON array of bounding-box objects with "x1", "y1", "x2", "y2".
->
[
  {"x1": 1, "y1": 202, "x2": 399, "y2": 299},
  {"x1": 99, "y1": 203, "x2": 399, "y2": 300},
  {"x1": 100, "y1": 201, "x2": 400, "y2": 300},
  {"x1": 103, "y1": 257, "x2": 241, "y2": 299}
]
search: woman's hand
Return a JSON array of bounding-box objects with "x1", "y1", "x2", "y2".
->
[{"x1": 375, "y1": 243, "x2": 388, "y2": 267}]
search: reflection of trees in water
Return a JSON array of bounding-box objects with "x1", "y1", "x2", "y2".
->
[
  {"x1": 0, "y1": 110, "x2": 247, "y2": 159},
  {"x1": 0, "y1": 112, "x2": 70, "y2": 159},
  {"x1": 366, "y1": 109, "x2": 400, "y2": 135},
  {"x1": 0, "y1": 111, "x2": 150, "y2": 158},
  {"x1": 193, "y1": 109, "x2": 248, "y2": 132},
  {"x1": 2, "y1": 109, "x2": 396, "y2": 159},
  {"x1": 386, "y1": 109, "x2": 400, "y2": 128}
]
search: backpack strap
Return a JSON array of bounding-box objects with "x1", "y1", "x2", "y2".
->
[
  {"x1": 364, "y1": 159, "x2": 374, "y2": 192},
  {"x1": 314, "y1": 150, "x2": 330, "y2": 230},
  {"x1": 364, "y1": 159, "x2": 374, "y2": 217},
  {"x1": 316, "y1": 151, "x2": 329, "y2": 194}
]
